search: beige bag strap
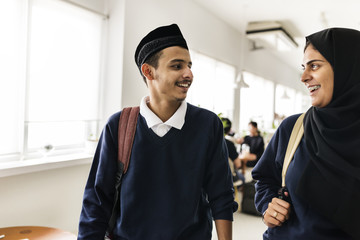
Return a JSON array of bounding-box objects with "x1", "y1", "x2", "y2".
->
[{"x1": 281, "y1": 113, "x2": 305, "y2": 187}]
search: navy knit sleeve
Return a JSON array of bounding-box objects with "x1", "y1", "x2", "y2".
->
[
  {"x1": 77, "y1": 112, "x2": 120, "y2": 240},
  {"x1": 252, "y1": 114, "x2": 300, "y2": 214},
  {"x1": 204, "y1": 116, "x2": 238, "y2": 221}
]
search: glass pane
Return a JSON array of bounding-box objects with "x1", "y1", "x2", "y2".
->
[
  {"x1": 240, "y1": 72, "x2": 274, "y2": 132},
  {"x1": 213, "y1": 62, "x2": 235, "y2": 119},
  {"x1": 25, "y1": 0, "x2": 104, "y2": 152},
  {"x1": 296, "y1": 91, "x2": 311, "y2": 112},
  {"x1": 188, "y1": 50, "x2": 235, "y2": 118},
  {"x1": 188, "y1": 51, "x2": 216, "y2": 110},
  {"x1": 27, "y1": 122, "x2": 85, "y2": 150},
  {"x1": 26, "y1": 119, "x2": 99, "y2": 152},
  {"x1": 0, "y1": 0, "x2": 24, "y2": 155},
  {"x1": 274, "y1": 84, "x2": 296, "y2": 126},
  {"x1": 28, "y1": 0, "x2": 103, "y2": 122}
]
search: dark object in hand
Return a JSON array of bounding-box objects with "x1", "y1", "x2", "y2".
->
[{"x1": 278, "y1": 187, "x2": 290, "y2": 202}]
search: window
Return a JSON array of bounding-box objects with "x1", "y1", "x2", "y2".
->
[
  {"x1": 187, "y1": 50, "x2": 236, "y2": 119},
  {"x1": 274, "y1": 84, "x2": 296, "y2": 123},
  {"x1": 239, "y1": 72, "x2": 274, "y2": 132},
  {"x1": 0, "y1": 0, "x2": 25, "y2": 157},
  {"x1": 296, "y1": 91, "x2": 311, "y2": 113},
  {"x1": 1, "y1": 0, "x2": 105, "y2": 162},
  {"x1": 274, "y1": 84, "x2": 310, "y2": 127},
  {"x1": 239, "y1": 72, "x2": 311, "y2": 133}
]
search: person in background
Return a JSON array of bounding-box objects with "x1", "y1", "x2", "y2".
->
[
  {"x1": 252, "y1": 27, "x2": 360, "y2": 239},
  {"x1": 221, "y1": 117, "x2": 245, "y2": 186},
  {"x1": 237, "y1": 121, "x2": 265, "y2": 168},
  {"x1": 77, "y1": 23, "x2": 237, "y2": 240}
]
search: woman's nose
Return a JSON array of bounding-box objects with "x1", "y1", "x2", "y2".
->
[{"x1": 301, "y1": 69, "x2": 310, "y2": 83}]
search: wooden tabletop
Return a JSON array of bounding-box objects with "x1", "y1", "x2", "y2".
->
[{"x1": 0, "y1": 226, "x2": 76, "y2": 240}]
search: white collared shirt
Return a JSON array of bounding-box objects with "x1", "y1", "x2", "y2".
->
[{"x1": 139, "y1": 96, "x2": 187, "y2": 137}]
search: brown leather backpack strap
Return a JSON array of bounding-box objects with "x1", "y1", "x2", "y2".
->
[
  {"x1": 118, "y1": 106, "x2": 140, "y2": 174},
  {"x1": 107, "y1": 106, "x2": 140, "y2": 238}
]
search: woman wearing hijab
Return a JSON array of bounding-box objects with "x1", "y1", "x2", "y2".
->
[{"x1": 252, "y1": 27, "x2": 360, "y2": 240}]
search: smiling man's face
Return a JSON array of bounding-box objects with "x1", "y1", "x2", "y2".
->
[{"x1": 149, "y1": 46, "x2": 193, "y2": 103}]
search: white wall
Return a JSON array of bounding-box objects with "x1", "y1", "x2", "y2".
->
[
  {"x1": 1, "y1": 0, "x2": 303, "y2": 235},
  {"x1": 102, "y1": 0, "x2": 126, "y2": 121},
  {"x1": 0, "y1": 163, "x2": 91, "y2": 233}
]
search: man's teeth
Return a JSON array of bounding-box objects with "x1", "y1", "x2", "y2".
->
[
  {"x1": 308, "y1": 85, "x2": 320, "y2": 92},
  {"x1": 177, "y1": 83, "x2": 190, "y2": 87}
]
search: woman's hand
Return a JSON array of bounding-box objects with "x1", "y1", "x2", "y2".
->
[{"x1": 262, "y1": 195, "x2": 291, "y2": 228}]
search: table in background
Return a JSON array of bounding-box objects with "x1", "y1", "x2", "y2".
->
[{"x1": 0, "y1": 226, "x2": 76, "y2": 240}]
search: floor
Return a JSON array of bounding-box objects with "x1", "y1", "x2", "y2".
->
[{"x1": 212, "y1": 211, "x2": 267, "y2": 240}]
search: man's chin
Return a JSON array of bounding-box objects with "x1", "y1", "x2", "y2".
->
[
  {"x1": 176, "y1": 97, "x2": 186, "y2": 102},
  {"x1": 175, "y1": 94, "x2": 187, "y2": 102}
]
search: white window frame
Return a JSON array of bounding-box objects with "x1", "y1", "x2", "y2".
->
[{"x1": 0, "y1": 0, "x2": 108, "y2": 176}]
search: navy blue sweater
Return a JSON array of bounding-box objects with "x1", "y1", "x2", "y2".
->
[
  {"x1": 78, "y1": 104, "x2": 237, "y2": 240},
  {"x1": 252, "y1": 114, "x2": 353, "y2": 240}
]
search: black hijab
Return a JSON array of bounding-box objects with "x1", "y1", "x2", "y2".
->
[{"x1": 296, "y1": 28, "x2": 360, "y2": 238}]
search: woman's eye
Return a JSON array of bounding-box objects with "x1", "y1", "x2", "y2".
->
[{"x1": 311, "y1": 64, "x2": 319, "y2": 70}]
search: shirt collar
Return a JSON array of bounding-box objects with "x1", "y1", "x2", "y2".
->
[{"x1": 140, "y1": 96, "x2": 187, "y2": 130}]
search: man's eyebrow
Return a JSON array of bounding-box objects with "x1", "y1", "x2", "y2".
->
[
  {"x1": 301, "y1": 59, "x2": 325, "y2": 67},
  {"x1": 169, "y1": 59, "x2": 192, "y2": 66}
]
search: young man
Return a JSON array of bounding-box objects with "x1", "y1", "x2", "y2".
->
[{"x1": 78, "y1": 24, "x2": 237, "y2": 240}]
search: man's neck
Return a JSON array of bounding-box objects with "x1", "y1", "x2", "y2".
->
[
  {"x1": 250, "y1": 132, "x2": 259, "y2": 137},
  {"x1": 147, "y1": 99, "x2": 182, "y2": 122}
]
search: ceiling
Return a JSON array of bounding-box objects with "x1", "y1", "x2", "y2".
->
[{"x1": 192, "y1": 0, "x2": 360, "y2": 70}]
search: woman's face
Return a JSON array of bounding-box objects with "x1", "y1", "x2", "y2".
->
[{"x1": 301, "y1": 43, "x2": 334, "y2": 108}]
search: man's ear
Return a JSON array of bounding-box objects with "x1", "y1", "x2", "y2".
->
[{"x1": 141, "y1": 64, "x2": 154, "y2": 80}]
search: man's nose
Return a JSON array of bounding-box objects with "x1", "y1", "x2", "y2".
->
[{"x1": 184, "y1": 67, "x2": 193, "y2": 79}]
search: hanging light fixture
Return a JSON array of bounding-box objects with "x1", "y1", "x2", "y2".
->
[
  {"x1": 236, "y1": 71, "x2": 249, "y2": 88},
  {"x1": 281, "y1": 89, "x2": 290, "y2": 99}
]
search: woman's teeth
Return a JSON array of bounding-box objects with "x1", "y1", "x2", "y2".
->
[{"x1": 308, "y1": 85, "x2": 320, "y2": 92}]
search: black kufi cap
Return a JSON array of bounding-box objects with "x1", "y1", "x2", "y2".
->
[{"x1": 135, "y1": 24, "x2": 188, "y2": 70}]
